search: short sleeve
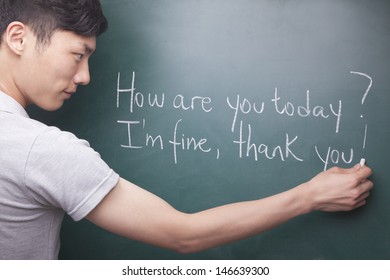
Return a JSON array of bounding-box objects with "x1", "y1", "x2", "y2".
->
[{"x1": 24, "y1": 128, "x2": 119, "y2": 221}]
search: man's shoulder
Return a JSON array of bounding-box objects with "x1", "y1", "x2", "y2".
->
[
  {"x1": 1, "y1": 111, "x2": 89, "y2": 154},
  {"x1": 1, "y1": 112, "x2": 56, "y2": 141}
]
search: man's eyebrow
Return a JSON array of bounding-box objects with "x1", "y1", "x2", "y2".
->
[{"x1": 84, "y1": 44, "x2": 95, "y2": 55}]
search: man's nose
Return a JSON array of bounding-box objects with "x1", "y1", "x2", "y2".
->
[{"x1": 74, "y1": 60, "x2": 91, "y2": 86}]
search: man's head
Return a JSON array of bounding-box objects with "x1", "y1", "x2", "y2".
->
[
  {"x1": 0, "y1": 0, "x2": 107, "y2": 111},
  {"x1": 0, "y1": 0, "x2": 107, "y2": 47}
]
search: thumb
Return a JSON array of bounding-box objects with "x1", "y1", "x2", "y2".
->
[
  {"x1": 356, "y1": 164, "x2": 373, "y2": 181},
  {"x1": 351, "y1": 159, "x2": 367, "y2": 171},
  {"x1": 337, "y1": 163, "x2": 362, "y2": 174},
  {"x1": 353, "y1": 163, "x2": 362, "y2": 170}
]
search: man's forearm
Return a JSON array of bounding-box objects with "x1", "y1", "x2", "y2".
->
[{"x1": 170, "y1": 183, "x2": 312, "y2": 253}]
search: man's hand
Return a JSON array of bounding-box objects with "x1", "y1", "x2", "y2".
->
[{"x1": 304, "y1": 164, "x2": 373, "y2": 212}]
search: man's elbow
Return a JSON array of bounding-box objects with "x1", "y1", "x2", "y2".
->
[
  {"x1": 170, "y1": 236, "x2": 204, "y2": 255},
  {"x1": 165, "y1": 215, "x2": 208, "y2": 254}
]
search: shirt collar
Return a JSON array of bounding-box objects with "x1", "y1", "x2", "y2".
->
[{"x1": 0, "y1": 91, "x2": 29, "y2": 118}]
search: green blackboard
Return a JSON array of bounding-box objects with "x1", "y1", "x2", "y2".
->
[{"x1": 28, "y1": 0, "x2": 390, "y2": 259}]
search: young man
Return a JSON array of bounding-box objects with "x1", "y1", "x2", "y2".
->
[{"x1": 0, "y1": 0, "x2": 373, "y2": 260}]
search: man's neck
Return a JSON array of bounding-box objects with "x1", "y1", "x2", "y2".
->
[
  {"x1": 0, "y1": 47, "x2": 28, "y2": 108},
  {"x1": 0, "y1": 79, "x2": 28, "y2": 108}
]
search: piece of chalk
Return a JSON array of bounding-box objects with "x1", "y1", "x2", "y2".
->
[{"x1": 360, "y1": 158, "x2": 366, "y2": 167}]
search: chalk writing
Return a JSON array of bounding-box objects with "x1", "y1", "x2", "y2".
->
[
  {"x1": 169, "y1": 119, "x2": 213, "y2": 164},
  {"x1": 233, "y1": 121, "x2": 303, "y2": 162},
  {"x1": 114, "y1": 70, "x2": 372, "y2": 170},
  {"x1": 117, "y1": 71, "x2": 165, "y2": 112},
  {"x1": 350, "y1": 71, "x2": 373, "y2": 149},
  {"x1": 226, "y1": 94, "x2": 265, "y2": 133},
  {"x1": 315, "y1": 146, "x2": 354, "y2": 171},
  {"x1": 118, "y1": 119, "x2": 164, "y2": 150},
  {"x1": 271, "y1": 88, "x2": 342, "y2": 133},
  {"x1": 173, "y1": 95, "x2": 213, "y2": 112}
]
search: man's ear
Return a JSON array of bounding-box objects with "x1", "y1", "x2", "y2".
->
[{"x1": 5, "y1": 21, "x2": 28, "y2": 55}]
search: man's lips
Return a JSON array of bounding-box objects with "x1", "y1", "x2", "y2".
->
[{"x1": 63, "y1": 91, "x2": 76, "y2": 99}]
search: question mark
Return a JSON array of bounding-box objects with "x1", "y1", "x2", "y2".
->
[
  {"x1": 350, "y1": 71, "x2": 373, "y2": 149},
  {"x1": 350, "y1": 71, "x2": 373, "y2": 118}
]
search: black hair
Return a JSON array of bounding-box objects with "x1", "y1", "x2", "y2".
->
[{"x1": 0, "y1": 0, "x2": 108, "y2": 45}]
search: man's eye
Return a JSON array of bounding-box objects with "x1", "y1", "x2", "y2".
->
[{"x1": 75, "y1": 53, "x2": 84, "y2": 61}]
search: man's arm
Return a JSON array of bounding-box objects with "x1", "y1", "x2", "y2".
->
[{"x1": 86, "y1": 165, "x2": 373, "y2": 254}]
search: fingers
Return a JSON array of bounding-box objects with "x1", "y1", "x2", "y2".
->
[
  {"x1": 329, "y1": 164, "x2": 371, "y2": 174},
  {"x1": 350, "y1": 180, "x2": 373, "y2": 210},
  {"x1": 357, "y1": 179, "x2": 374, "y2": 200},
  {"x1": 356, "y1": 165, "x2": 373, "y2": 181},
  {"x1": 352, "y1": 165, "x2": 373, "y2": 193},
  {"x1": 351, "y1": 191, "x2": 370, "y2": 209},
  {"x1": 357, "y1": 190, "x2": 371, "y2": 202},
  {"x1": 329, "y1": 164, "x2": 373, "y2": 184}
]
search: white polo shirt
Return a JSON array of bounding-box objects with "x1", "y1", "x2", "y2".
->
[{"x1": 0, "y1": 91, "x2": 119, "y2": 259}]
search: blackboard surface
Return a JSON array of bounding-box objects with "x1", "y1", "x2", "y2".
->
[{"x1": 29, "y1": 0, "x2": 390, "y2": 259}]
